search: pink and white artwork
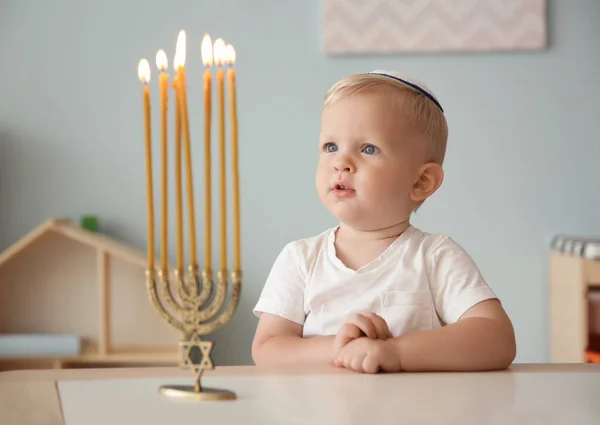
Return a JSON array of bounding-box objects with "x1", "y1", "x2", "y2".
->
[{"x1": 322, "y1": 0, "x2": 547, "y2": 54}]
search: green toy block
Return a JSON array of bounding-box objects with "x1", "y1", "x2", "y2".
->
[{"x1": 81, "y1": 215, "x2": 99, "y2": 232}]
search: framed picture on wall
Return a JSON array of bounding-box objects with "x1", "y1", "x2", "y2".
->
[{"x1": 322, "y1": 0, "x2": 548, "y2": 55}]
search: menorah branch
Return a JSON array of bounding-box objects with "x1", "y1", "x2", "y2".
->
[
  {"x1": 191, "y1": 267, "x2": 214, "y2": 308},
  {"x1": 158, "y1": 269, "x2": 185, "y2": 312},
  {"x1": 175, "y1": 268, "x2": 197, "y2": 305},
  {"x1": 194, "y1": 269, "x2": 228, "y2": 322},
  {"x1": 194, "y1": 270, "x2": 241, "y2": 334},
  {"x1": 145, "y1": 269, "x2": 187, "y2": 333}
]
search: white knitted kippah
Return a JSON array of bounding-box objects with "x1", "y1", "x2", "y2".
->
[{"x1": 367, "y1": 69, "x2": 444, "y2": 113}]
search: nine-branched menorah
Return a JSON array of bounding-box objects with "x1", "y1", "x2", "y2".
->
[{"x1": 139, "y1": 29, "x2": 241, "y2": 401}]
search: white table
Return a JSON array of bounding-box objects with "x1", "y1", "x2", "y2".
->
[{"x1": 1, "y1": 364, "x2": 599, "y2": 425}]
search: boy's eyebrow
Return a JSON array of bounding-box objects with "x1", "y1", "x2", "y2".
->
[{"x1": 318, "y1": 133, "x2": 336, "y2": 142}]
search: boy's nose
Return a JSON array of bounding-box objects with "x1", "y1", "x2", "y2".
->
[{"x1": 333, "y1": 156, "x2": 355, "y2": 173}]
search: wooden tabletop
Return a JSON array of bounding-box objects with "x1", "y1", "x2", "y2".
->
[{"x1": 1, "y1": 363, "x2": 600, "y2": 425}]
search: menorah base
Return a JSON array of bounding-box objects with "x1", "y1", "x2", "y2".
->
[{"x1": 159, "y1": 384, "x2": 237, "y2": 401}]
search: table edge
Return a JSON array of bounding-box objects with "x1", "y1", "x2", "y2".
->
[{"x1": 2, "y1": 362, "x2": 600, "y2": 383}]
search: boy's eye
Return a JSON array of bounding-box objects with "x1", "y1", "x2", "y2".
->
[
  {"x1": 362, "y1": 144, "x2": 379, "y2": 155},
  {"x1": 324, "y1": 142, "x2": 338, "y2": 153}
]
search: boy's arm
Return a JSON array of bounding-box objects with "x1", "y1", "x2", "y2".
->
[
  {"x1": 334, "y1": 299, "x2": 516, "y2": 373},
  {"x1": 252, "y1": 240, "x2": 337, "y2": 366},
  {"x1": 251, "y1": 313, "x2": 336, "y2": 366},
  {"x1": 390, "y1": 298, "x2": 516, "y2": 371},
  {"x1": 386, "y1": 236, "x2": 516, "y2": 372},
  {"x1": 252, "y1": 312, "x2": 391, "y2": 367}
]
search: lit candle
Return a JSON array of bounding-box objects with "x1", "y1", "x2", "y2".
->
[
  {"x1": 172, "y1": 75, "x2": 183, "y2": 270},
  {"x1": 201, "y1": 34, "x2": 213, "y2": 271},
  {"x1": 156, "y1": 49, "x2": 169, "y2": 271},
  {"x1": 214, "y1": 38, "x2": 227, "y2": 272},
  {"x1": 138, "y1": 58, "x2": 154, "y2": 269},
  {"x1": 225, "y1": 44, "x2": 241, "y2": 272},
  {"x1": 174, "y1": 30, "x2": 197, "y2": 267}
]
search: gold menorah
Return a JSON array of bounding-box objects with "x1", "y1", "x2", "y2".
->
[
  {"x1": 138, "y1": 30, "x2": 242, "y2": 401},
  {"x1": 145, "y1": 266, "x2": 241, "y2": 400}
]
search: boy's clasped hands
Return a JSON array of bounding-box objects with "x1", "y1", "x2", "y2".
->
[{"x1": 333, "y1": 312, "x2": 401, "y2": 374}]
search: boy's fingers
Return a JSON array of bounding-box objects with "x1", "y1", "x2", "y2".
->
[
  {"x1": 363, "y1": 355, "x2": 380, "y2": 374},
  {"x1": 337, "y1": 324, "x2": 362, "y2": 345},
  {"x1": 350, "y1": 355, "x2": 365, "y2": 373},
  {"x1": 347, "y1": 314, "x2": 376, "y2": 339},
  {"x1": 362, "y1": 313, "x2": 392, "y2": 339},
  {"x1": 339, "y1": 323, "x2": 362, "y2": 340}
]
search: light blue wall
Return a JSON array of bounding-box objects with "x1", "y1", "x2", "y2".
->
[{"x1": 1, "y1": 0, "x2": 599, "y2": 365}]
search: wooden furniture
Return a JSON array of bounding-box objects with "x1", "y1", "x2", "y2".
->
[
  {"x1": 0, "y1": 218, "x2": 180, "y2": 371},
  {"x1": 549, "y1": 250, "x2": 600, "y2": 363},
  {"x1": 1, "y1": 364, "x2": 599, "y2": 425}
]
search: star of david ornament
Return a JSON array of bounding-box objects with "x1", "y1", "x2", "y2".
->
[
  {"x1": 180, "y1": 333, "x2": 214, "y2": 375},
  {"x1": 158, "y1": 333, "x2": 236, "y2": 401}
]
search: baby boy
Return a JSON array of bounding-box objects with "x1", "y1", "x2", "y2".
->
[{"x1": 251, "y1": 70, "x2": 516, "y2": 373}]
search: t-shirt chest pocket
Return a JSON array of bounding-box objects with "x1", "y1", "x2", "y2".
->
[{"x1": 381, "y1": 290, "x2": 433, "y2": 337}]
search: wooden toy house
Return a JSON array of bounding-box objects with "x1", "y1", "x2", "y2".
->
[{"x1": 0, "y1": 218, "x2": 180, "y2": 370}]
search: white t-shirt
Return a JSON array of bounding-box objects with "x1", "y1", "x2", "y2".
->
[{"x1": 253, "y1": 225, "x2": 497, "y2": 338}]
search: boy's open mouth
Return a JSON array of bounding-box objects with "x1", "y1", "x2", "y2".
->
[{"x1": 333, "y1": 183, "x2": 356, "y2": 196}]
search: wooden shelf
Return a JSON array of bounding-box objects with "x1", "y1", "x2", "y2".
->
[
  {"x1": 583, "y1": 259, "x2": 600, "y2": 286},
  {"x1": 550, "y1": 251, "x2": 600, "y2": 363},
  {"x1": 76, "y1": 347, "x2": 179, "y2": 364},
  {"x1": 0, "y1": 349, "x2": 178, "y2": 365}
]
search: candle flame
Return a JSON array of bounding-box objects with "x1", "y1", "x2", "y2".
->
[
  {"x1": 156, "y1": 49, "x2": 168, "y2": 71},
  {"x1": 138, "y1": 59, "x2": 151, "y2": 83},
  {"x1": 213, "y1": 38, "x2": 226, "y2": 67},
  {"x1": 201, "y1": 34, "x2": 213, "y2": 67},
  {"x1": 175, "y1": 30, "x2": 186, "y2": 68},
  {"x1": 224, "y1": 44, "x2": 236, "y2": 65}
]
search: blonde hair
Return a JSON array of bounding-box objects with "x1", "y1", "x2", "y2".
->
[{"x1": 323, "y1": 73, "x2": 448, "y2": 165}]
